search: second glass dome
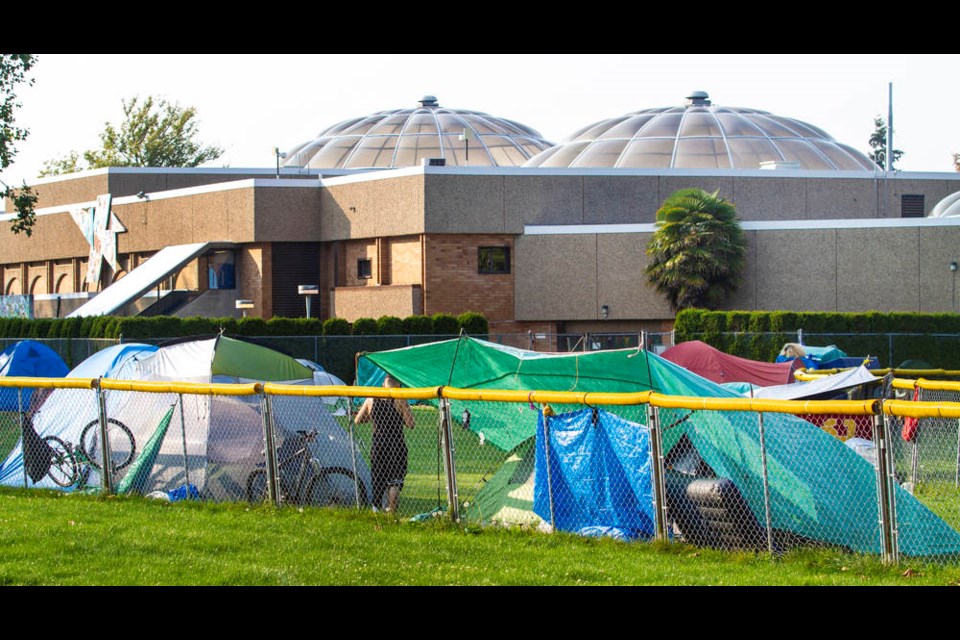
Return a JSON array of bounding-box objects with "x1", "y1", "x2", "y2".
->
[
  {"x1": 525, "y1": 91, "x2": 877, "y2": 171},
  {"x1": 283, "y1": 96, "x2": 553, "y2": 169}
]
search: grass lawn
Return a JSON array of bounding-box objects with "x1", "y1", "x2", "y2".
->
[{"x1": 0, "y1": 486, "x2": 958, "y2": 586}]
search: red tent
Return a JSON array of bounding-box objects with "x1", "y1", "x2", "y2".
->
[{"x1": 661, "y1": 340, "x2": 797, "y2": 387}]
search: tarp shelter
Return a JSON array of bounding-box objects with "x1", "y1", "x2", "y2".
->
[
  {"x1": 358, "y1": 337, "x2": 960, "y2": 556},
  {"x1": 749, "y1": 366, "x2": 879, "y2": 401},
  {"x1": 661, "y1": 340, "x2": 798, "y2": 387},
  {"x1": 0, "y1": 340, "x2": 69, "y2": 411},
  {"x1": 0, "y1": 336, "x2": 370, "y2": 505}
]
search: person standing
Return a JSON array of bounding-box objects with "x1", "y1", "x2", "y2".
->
[{"x1": 355, "y1": 374, "x2": 415, "y2": 512}]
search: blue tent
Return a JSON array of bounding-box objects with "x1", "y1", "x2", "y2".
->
[{"x1": 0, "y1": 341, "x2": 70, "y2": 411}]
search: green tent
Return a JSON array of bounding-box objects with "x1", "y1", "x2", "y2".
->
[{"x1": 359, "y1": 337, "x2": 960, "y2": 557}]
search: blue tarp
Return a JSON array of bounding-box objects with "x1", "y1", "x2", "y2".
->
[
  {"x1": 533, "y1": 408, "x2": 655, "y2": 539},
  {"x1": 0, "y1": 341, "x2": 69, "y2": 411}
]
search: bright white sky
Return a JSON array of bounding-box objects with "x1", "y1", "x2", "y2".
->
[{"x1": 3, "y1": 53, "x2": 959, "y2": 185}]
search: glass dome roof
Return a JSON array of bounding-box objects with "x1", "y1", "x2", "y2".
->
[
  {"x1": 283, "y1": 96, "x2": 553, "y2": 169},
  {"x1": 524, "y1": 91, "x2": 876, "y2": 171},
  {"x1": 930, "y1": 191, "x2": 960, "y2": 218}
]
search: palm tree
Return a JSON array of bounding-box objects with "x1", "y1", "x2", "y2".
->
[{"x1": 644, "y1": 188, "x2": 746, "y2": 310}]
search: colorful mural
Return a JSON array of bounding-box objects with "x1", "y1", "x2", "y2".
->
[{"x1": 0, "y1": 295, "x2": 33, "y2": 318}]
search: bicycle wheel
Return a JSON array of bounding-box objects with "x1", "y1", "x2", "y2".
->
[
  {"x1": 246, "y1": 469, "x2": 269, "y2": 503},
  {"x1": 43, "y1": 436, "x2": 78, "y2": 487},
  {"x1": 305, "y1": 467, "x2": 368, "y2": 508},
  {"x1": 79, "y1": 418, "x2": 136, "y2": 473}
]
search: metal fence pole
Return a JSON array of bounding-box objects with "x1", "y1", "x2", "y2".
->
[
  {"x1": 345, "y1": 398, "x2": 362, "y2": 509},
  {"x1": 95, "y1": 379, "x2": 114, "y2": 495},
  {"x1": 439, "y1": 398, "x2": 460, "y2": 522},
  {"x1": 177, "y1": 394, "x2": 191, "y2": 492},
  {"x1": 542, "y1": 410, "x2": 556, "y2": 530},
  {"x1": 888, "y1": 334, "x2": 894, "y2": 369},
  {"x1": 955, "y1": 417, "x2": 960, "y2": 489},
  {"x1": 260, "y1": 392, "x2": 281, "y2": 507},
  {"x1": 646, "y1": 404, "x2": 669, "y2": 543},
  {"x1": 757, "y1": 412, "x2": 775, "y2": 556},
  {"x1": 18, "y1": 387, "x2": 26, "y2": 488},
  {"x1": 872, "y1": 412, "x2": 898, "y2": 564}
]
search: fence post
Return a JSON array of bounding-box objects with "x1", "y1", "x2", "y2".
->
[
  {"x1": 177, "y1": 394, "x2": 191, "y2": 492},
  {"x1": 888, "y1": 334, "x2": 894, "y2": 369},
  {"x1": 757, "y1": 411, "x2": 775, "y2": 556},
  {"x1": 18, "y1": 387, "x2": 26, "y2": 488},
  {"x1": 344, "y1": 398, "x2": 362, "y2": 509},
  {"x1": 94, "y1": 378, "x2": 114, "y2": 495},
  {"x1": 542, "y1": 409, "x2": 556, "y2": 530},
  {"x1": 872, "y1": 412, "x2": 899, "y2": 564},
  {"x1": 438, "y1": 398, "x2": 460, "y2": 522},
  {"x1": 646, "y1": 403, "x2": 669, "y2": 543},
  {"x1": 260, "y1": 391, "x2": 281, "y2": 507}
]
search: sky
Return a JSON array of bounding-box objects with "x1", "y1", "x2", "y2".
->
[{"x1": 3, "y1": 53, "x2": 959, "y2": 185}]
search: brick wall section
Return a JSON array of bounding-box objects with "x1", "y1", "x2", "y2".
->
[
  {"x1": 239, "y1": 244, "x2": 271, "y2": 318},
  {"x1": 343, "y1": 240, "x2": 377, "y2": 287},
  {"x1": 331, "y1": 284, "x2": 422, "y2": 321},
  {"x1": 423, "y1": 234, "x2": 515, "y2": 322}
]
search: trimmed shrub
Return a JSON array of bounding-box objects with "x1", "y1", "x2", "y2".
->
[
  {"x1": 457, "y1": 311, "x2": 488, "y2": 335},
  {"x1": 431, "y1": 313, "x2": 459, "y2": 335},
  {"x1": 402, "y1": 315, "x2": 432, "y2": 335},
  {"x1": 376, "y1": 315, "x2": 404, "y2": 336},
  {"x1": 322, "y1": 318, "x2": 351, "y2": 336},
  {"x1": 352, "y1": 317, "x2": 378, "y2": 336}
]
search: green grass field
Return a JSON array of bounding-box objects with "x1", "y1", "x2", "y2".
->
[{"x1": 0, "y1": 487, "x2": 958, "y2": 586}]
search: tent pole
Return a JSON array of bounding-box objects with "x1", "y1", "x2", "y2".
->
[
  {"x1": 95, "y1": 378, "x2": 114, "y2": 495},
  {"x1": 757, "y1": 411, "x2": 775, "y2": 557},
  {"x1": 178, "y1": 394, "x2": 190, "y2": 493},
  {"x1": 345, "y1": 398, "x2": 361, "y2": 509},
  {"x1": 18, "y1": 387, "x2": 26, "y2": 488},
  {"x1": 439, "y1": 398, "x2": 460, "y2": 522},
  {"x1": 260, "y1": 392, "x2": 281, "y2": 507},
  {"x1": 646, "y1": 404, "x2": 668, "y2": 543},
  {"x1": 542, "y1": 410, "x2": 556, "y2": 531}
]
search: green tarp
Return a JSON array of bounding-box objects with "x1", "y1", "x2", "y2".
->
[{"x1": 359, "y1": 337, "x2": 960, "y2": 557}]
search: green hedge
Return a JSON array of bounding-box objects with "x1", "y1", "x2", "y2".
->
[
  {"x1": 0, "y1": 312, "x2": 487, "y2": 341},
  {"x1": 674, "y1": 310, "x2": 960, "y2": 367}
]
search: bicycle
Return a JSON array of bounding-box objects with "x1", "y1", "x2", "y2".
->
[
  {"x1": 246, "y1": 429, "x2": 367, "y2": 507},
  {"x1": 43, "y1": 418, "x2": 137, "y2": 488}
]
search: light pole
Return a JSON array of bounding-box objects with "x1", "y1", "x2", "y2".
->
[
  {"x1": 951, "y1": 261, "x2": 958, "y2": 313},
  {"x1": 274, "y1": 147, "x2": 287, "y2": 179},
  {"x1": 298, "y1": 284, "x2": 319, "y2": 319},
  {"x1": 235, "y1": 299, "x2": 254, "y2": 318}
]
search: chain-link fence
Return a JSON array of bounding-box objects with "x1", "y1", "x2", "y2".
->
[
  {"x1": 0, "y1": 338, "x2": 120, "y2": 370},
  {"x1": 3, "y1": 376, "x2": 960, "y2": 565}
]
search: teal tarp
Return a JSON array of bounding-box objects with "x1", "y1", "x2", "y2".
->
[{"x1": 359, "y1": 337, "x2": 960, "y2": 557}]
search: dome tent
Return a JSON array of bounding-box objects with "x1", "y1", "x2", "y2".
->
[
  {"x1": 0, "y1": 336, "x2": 370, "y2": 506},
  {"x1": 0, "y1": 340, "x2": 69, "y2": 411}
]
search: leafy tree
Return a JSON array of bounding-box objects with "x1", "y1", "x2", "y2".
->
[
  {"x1": 644, "y1": 188, "x2": 746, "y2": 311},
  {"x1": 38, "y1": 150, "x2": 81, "y2": 177},
  {"x1": 1, "y1": 53, "x2": 38, "y2": 236},
  {"x1": 868, "y1": 115, "x2": 903, "y2": 170},
  {"x1": 41, "y1": 95, "x2": 223, "y2": 174}
]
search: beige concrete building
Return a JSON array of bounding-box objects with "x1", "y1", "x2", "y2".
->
[{"x1": 4, "y1": 93, "x2": 960, "y2": 335}]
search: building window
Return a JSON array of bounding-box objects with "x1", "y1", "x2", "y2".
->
[
  {"x1": 357, "y1": 258, "x2": 372, "y2": 279},
  {"x1": 901, "y1": 194, "x2": 925, "y2": 218},
  {"x1": 479, "y1": 246, "x2": 510, "y2": 274}
]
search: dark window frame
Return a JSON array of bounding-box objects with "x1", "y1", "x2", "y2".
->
[
  {"x1": 357, "y1": 257, "x2": 373, "y2": 279},
  {"x1": 478, "y1": 246, "x2": 511, "y2": 274}
]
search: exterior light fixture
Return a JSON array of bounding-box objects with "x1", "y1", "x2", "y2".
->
[
  {"x1": 298, "y1": 284, "x2": 319, "y2": 318},
  {"x1": 951, "y1": 261, "x2": 958, "y2": 272},
  {"x1": 235, "y1": 299, "x2": 254, "y2": 318},
  {"x1": 600, "y1": 304, "x2": 609, "y2": 320},
  {"x1": 274, "y1": 147, "x2": 287, "y2": 179}
]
